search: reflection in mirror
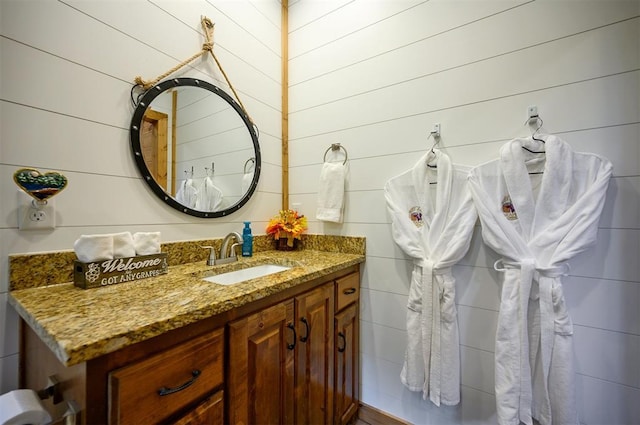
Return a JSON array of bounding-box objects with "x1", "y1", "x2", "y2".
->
[{"x1": 131, "y1": 78, "x2": 260, "y2": 218}]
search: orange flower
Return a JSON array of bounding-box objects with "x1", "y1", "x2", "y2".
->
[{"x1": 266, "y1": 209, "x2": 308, "y2": 247}]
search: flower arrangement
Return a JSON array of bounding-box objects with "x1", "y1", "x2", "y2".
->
[{"x1": 266, "y1": 209, "x2": 308, "y2": 248}]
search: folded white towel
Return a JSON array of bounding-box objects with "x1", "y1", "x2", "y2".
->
[
  {"x1": 112, "y1": 232, "x2": 135, "y2": 258},
  {"x1": 316, "y1": 162, "x2": 346, "y2": 223},
  {"x1": 74, "y1": 234, "x2": 114, "y2": 263},
  {"x1": 133, "y1": 232, "x2": 161, "y2": 255},
  {"x1": 241, "y1": 172, "x2": 253, "y2": 195}
]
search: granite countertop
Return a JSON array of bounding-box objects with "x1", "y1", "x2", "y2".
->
[{"x1": 8, "y1": 249, "x2": 364, "y2": 367}]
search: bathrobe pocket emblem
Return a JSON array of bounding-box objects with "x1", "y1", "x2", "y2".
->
[
  {"x1": 501, "y1": 195, "x2": 518, "y2": 220},
  {"x1": 409, "y1": 206, "x2": 424, "y2": 227}
]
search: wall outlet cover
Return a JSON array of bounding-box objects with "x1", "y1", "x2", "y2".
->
[{"x1": 18, "y1": 190, "x2": 56, "y2": 230}]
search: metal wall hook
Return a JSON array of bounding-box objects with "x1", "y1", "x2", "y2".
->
[
  {"x1": 205, "y1": 162, "x2": 215, "y2": 177},
  {"x1": 523, "y1": 113, "x2": 546, "y2": 153},
  {"x1": 244, "y1": 157, "x2": 255, "y2": 173},
  {"x1": 427, "y1": 123, "x2": 441, "y2": 161},
  {"x1": 426, "y1": 123, "x2": 441, "y2": 142}
]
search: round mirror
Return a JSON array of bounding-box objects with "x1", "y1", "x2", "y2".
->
[{"x1": 130, "y1": 78, "x2": 261, "y2": 218}]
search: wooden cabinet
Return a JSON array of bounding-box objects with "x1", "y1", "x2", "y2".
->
[
  {"x1": 227, "y1": 300, "x2": 295, "y2": 425},
  {"x1": 20, "y1": 265, "x2": 360, "y2": 425},
  {"x1": 334, "y1": 273, "x2": 360, "y2": 425}
]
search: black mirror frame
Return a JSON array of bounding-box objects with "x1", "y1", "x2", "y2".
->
[{"x1": 130, "y1": 78, "x2": 261, "y2": 218}]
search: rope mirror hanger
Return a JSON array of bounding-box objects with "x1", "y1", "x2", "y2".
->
[{"x1": 131, "y1": 16, "x2": 255, "y2": 130}]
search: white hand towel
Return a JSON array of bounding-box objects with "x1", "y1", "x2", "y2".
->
[
  {"x1": 112, "y1": 232, "x2": 135, "y2": 258},
  {"x1": 241, "y1": 172, "x2": 253, "y2": 194},
  {"x1": 74, "y1": 234, "x2": 114, "y2": 263},
  {"x1": 316, "y1": 162, "x2": 346, "y2": 223},
  {"x1": 133, "y1": 232, "x2": 161, "y2": 255}
]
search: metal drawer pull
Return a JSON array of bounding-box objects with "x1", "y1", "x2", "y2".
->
[
  {"x1": 338, "y1": 332, "x2": 347, "y2": 353},
  {"x1": 343, "y1": 288, "x2": 356, "y2": 295},
  {"x1": 300, "y1": 317, "x2": 310, "y2": 342},
  {"x1": 158, "y1": 369, "x2": 201, "y2": 396},
  {"x1": 287, "y1": 323, "x2": 297, "y2": 350}
]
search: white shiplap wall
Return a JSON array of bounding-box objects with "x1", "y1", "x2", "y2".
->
[
  {"x1": 0, "y1": 0, "x2": 282, "y2": 394},
  {"x1": 288, "y1": 1, "x2": 639, "y2": 424}
]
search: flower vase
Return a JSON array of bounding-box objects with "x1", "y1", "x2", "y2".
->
[{"x1": 276, "y1": 236, "x2": 298, "y2": 251}]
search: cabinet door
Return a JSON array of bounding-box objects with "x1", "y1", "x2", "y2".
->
[
  {"x1": 295, "y1": 283, "x2": 334, "y2": 425},
  {"x1": 227, "y1": 300, "x2": 295, "y2": 425},
  {"x1": 334, "y1": 303, "x2": 359, "y2": 425}
]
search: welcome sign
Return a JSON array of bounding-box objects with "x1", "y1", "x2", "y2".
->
[{"x1": 74, "y1": 253, "x2": 168, "y2": 289}]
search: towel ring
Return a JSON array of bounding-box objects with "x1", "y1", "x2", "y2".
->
[
  {"x1": 323, "y1": 143, "x2": 348, "y2": 165},
  {"x1": 244, "y1": 157, "x2": 255, "y2": 173}
]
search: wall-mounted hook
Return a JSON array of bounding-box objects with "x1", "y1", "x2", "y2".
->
[
  {"x1": 205, "y1": 162, "x2": 215, "y2": 176},
  {"x1": 426, "y1": 123, "x2": 441, "y2": 149},
  {"x1": 427, "y1": 123, "x2": 441, "y2": 141}
]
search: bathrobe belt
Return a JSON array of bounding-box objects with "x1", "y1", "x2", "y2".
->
[
  {"x1": 494, "y1": 258, "x2": 570, "y2": 423},
  {"x1": 414, "y1": 258, "x2": 452, "y2": 406}
]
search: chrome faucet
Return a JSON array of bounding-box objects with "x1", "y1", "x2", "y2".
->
[
  {"x1": 201, "y1": 232, "x2": 244, "y2": 266},
  {"x1": 220, "y1": 231, "x2": 243, "y2": 261}
]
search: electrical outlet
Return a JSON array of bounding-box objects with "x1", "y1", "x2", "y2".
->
[
  {"x1": 30, "y1": 210, "x2": 47, "y2": 222},
  {"x1": 18, "y1": 191, "x2": 56, "y2": 230}
]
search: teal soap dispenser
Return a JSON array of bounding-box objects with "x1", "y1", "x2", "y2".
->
[{"x1": 242, "y1": 221, "x2": 253, "y2": 257}]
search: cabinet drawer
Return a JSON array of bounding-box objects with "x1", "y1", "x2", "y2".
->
[
  {"x1": 335, "y1": 273, "x2": 359, "y2": 312},
  {"x1": 172, "y1": 390, "x2": 223, "y2": 425},
  {"x1": 109, "y1": 328, "x2": 224, "y2": 425}
]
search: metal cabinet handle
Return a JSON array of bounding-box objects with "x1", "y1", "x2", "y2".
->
[
  {"x1": 158, "y1": 369, "x2": 201, "y2": 396},
  {"x1": 300, "y1": 317, "x2": 310, "y2": 342},
  {"x1": 337, "y1": 332, "x2": 347, "y2": 353},
  {"x1": 343, "y1": 288, "x2": 356, "y2": 295},
  {"x1": 287, "y1": 323, "x2": 297, "y2": 350}
]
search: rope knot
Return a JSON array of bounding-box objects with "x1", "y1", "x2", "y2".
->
[
  {"x1": 202, "y1": 42, "x2": 213, "y2": 51},
  {"x1": 134, "y1": 76, "x2": 153, "y2": 91}
]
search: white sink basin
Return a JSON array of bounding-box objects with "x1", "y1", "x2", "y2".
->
[{"x1": 202, "y1": 264, "x2": 292, "y2": 285}]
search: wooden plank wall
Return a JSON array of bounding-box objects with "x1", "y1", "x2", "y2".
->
[
  {"x1": 0, "y1": 0, "x2": 283, "y2": 393},
  {"x1": 287, "y1": 1, "x2": 640, "y2": 424}
]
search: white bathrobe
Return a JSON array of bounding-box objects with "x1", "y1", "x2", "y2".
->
[
  {"x1": 384, "y1": 150, "x2": 477, "y2": 406},
  {"x1": 195, "y1": 176, "x2": 223, "y2": 212},
  {"x1": 468, "y1": 136, "x2": 612, "y2": 425}
]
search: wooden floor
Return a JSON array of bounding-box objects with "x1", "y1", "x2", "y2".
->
[{"x1": 356, "y1": 420, "x2": 370, "y2": 425}]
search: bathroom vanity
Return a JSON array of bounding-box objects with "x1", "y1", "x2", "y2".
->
[{"x1": 9, "y1": 243, "x2": 364, "y2": 425}]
